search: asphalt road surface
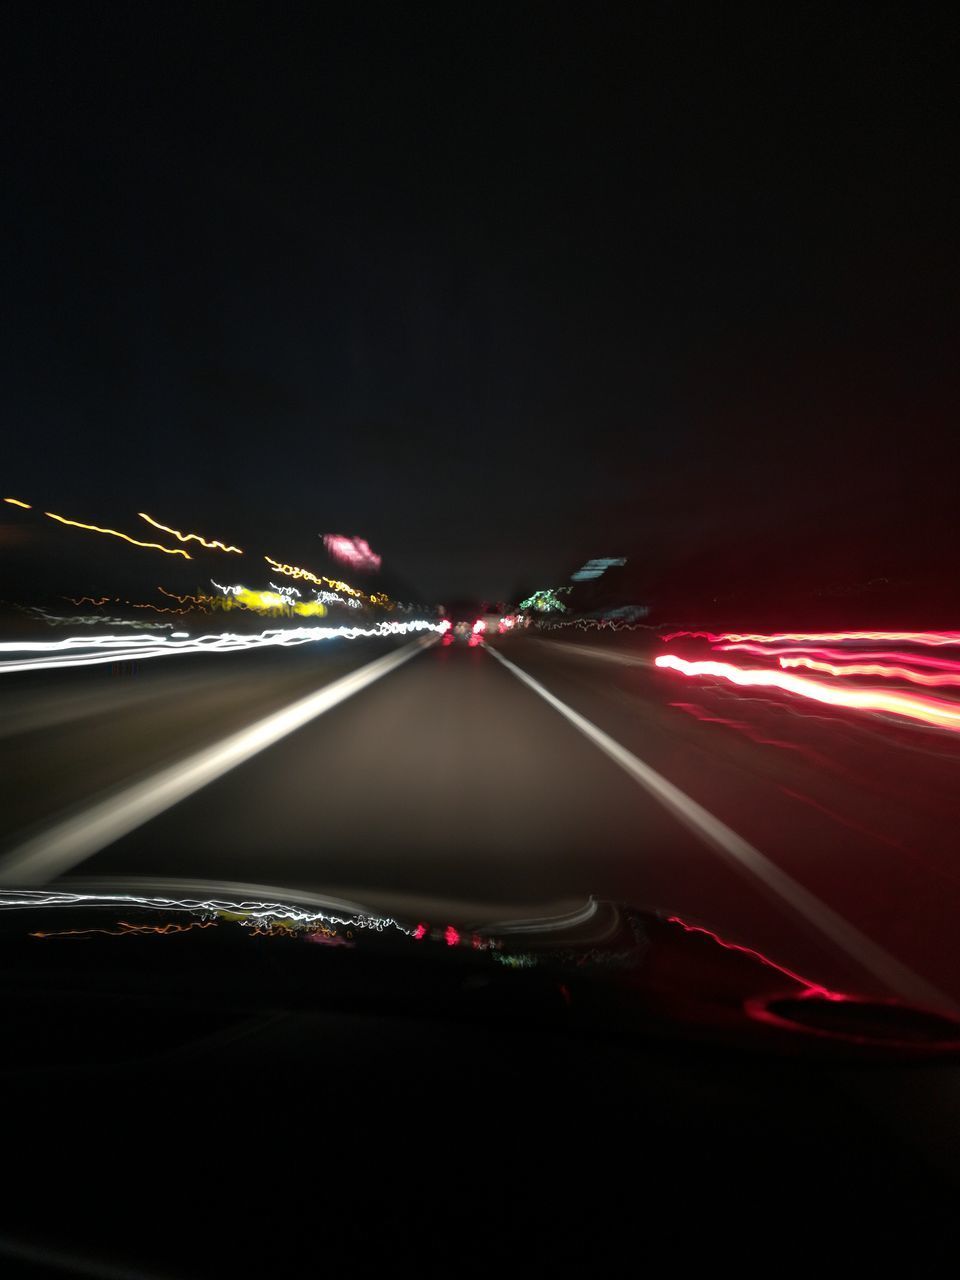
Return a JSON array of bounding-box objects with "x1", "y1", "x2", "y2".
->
[{"x1": 2, "y1": 630, "x2": 960, "y2": 1009}]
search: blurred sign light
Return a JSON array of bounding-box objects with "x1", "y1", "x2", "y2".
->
[
  {"x1": 570, "y1": 557, "x2": 626, "y2": 582},
  {"x1": 519, "y1": 587, "x2": 569, "y2": 613}
]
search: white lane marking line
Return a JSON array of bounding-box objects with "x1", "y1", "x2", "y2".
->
[
  {"x1": 0, "y1": 640, "x2": 430, "y2": 885},
  {"x1": 487, "y1": 645, "x2": 954, "y2": 1010}
]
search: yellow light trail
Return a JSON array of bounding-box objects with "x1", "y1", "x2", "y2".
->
[
  {"x1": 264, "y1": 555, "x2": 365, "y2": 599},
  {"x1": 65, "y1": 593, "x2": 197, "y2": 616},
  {"x1": 328, "y1": 576, "x2": 367, "y2": 598},
  {"x1": 158, "y1": 587, "x2": 211, "y2": 606},
  {"x1": 207, "y1": 585, "x2": 328, "y2": 618},
  {"x1": 138, "y1": 512, "x2": 243, "y2": 554},
  {"x1": 44, "y1": 511, "x2": 190, "y2": 558},
  {"x1": 132, "y1": 603, "x2": 191, "y2": 615},
  {"x1": 30, "y1": 920, "x2": 216, "y2": 939},
  {"x1": 3, "y1": 498, "x2": 31, "y2": 508}
]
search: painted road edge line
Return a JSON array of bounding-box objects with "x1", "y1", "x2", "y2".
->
[
  {"x1": 0, "y1": 639, "x2": 430, "y2": 886},
  {"x1": 486, "y1": 644, "x2": 954, "y2": 1011}
]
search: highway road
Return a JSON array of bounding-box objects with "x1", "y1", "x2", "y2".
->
[{"x1": 2, "y1": 629, "x2": 960, "y2": 1010}]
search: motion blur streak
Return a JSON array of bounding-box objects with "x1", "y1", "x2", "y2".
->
[
  {"x1": 668, "y1": 701, "x2": 829, "y2": 764},
  {"x1": 44, "y1": 511, "x2": 191, "y2": 557},
  {"x1": 663, "y1": 630, "x2": 960, "y2": 646},
  {"x1": 779, "y1": 656, "x2": 960, "y2": 688},
  {"x1": 3, "y1": 497, "x2": 31, "y2": 508},
  {"x1": 0, "y1": 620, "x2": 447, "y2": 675},
  {"x1": 487, "y1": 645, "x2": 951, "y2": 1009},
  {"x1": 0, "y1": 641, "x2": 430, "y2": 884},
  {"x1": 666, "y1": 916, "x2": 833, "y2": 997},
  {"x1": 479, "y1": 899, "x2": 600, "y2": 935},
  {"x1": 537, "y1": 639, "x2": 648, "y2": 666},
  {"x1": 138, "y1": 512, "x2": 243, "y2": 554},
  {"x1": 656, "y1": 654, "x2": 960, "y2": 731}
]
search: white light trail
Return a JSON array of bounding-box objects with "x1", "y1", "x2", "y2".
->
[
  {"x1": 0, "y1": 620, "x2": 448, "y2": 675},
  {"x1": 23, "y1": 607, "x2": 173, "y2": 631},
  {"x1": 0, "y1": 889, "x2": 410, "y2": 934}
]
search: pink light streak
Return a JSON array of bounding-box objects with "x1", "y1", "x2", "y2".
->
[
  {"x1": 323, "y1": 534, "x2": 382, "y2": 571},
  {"x1": 662, "y1": 630, "x2": 960, "y2": 647},
  {"x1": 655, "y1": 654, "x2": 960, "y2": 732}
]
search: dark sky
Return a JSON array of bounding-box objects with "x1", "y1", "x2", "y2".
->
[{"x1": 2, "y1": 3, "x2": 957, "y2": 603}]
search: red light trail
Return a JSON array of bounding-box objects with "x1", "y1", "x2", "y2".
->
[
  {"x1": 779, "y1": 656, "x2": 960, "y2": 688},
  {"x1": 666, "y1": 915, "x2": 837, "y2": 997},
  {"x1": 656, "y1": 654, "x2": 960, "y2": 731},
  {"x1": 717, "y1": 644, "x2": 960, "y2": 671}
]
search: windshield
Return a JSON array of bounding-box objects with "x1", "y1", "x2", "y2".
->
[{"x1": 2, "y1": 7, "x2": 958, "y2": 1020}]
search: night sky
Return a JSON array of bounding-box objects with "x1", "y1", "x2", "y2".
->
[{"x1": 3, "y1": 4, "x2": 957, "y2": 606}]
